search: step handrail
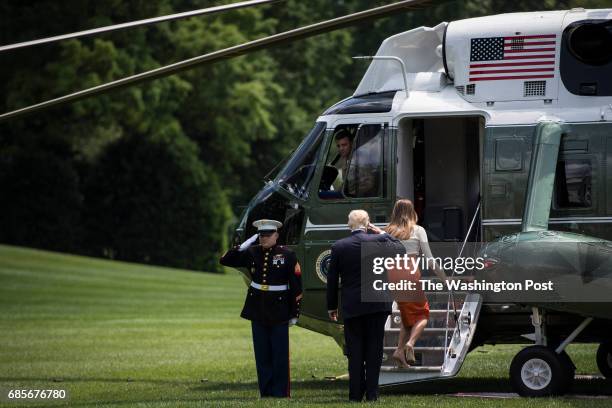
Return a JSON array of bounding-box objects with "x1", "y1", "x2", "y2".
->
[{"x1": 443, "y1": 200, "x2": 481, "y2": 368}]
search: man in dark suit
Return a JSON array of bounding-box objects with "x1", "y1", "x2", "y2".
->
[{"x1": 326, "y1": 209, "x2": 395, "y2": 402}]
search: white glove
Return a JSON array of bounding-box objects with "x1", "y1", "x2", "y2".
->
[
  {"x1": 288, "y1": 318, "x2": 298, "y2": 326},
  {"x1": 239, "y1": 234, "x2": 258, "y2": 251}
]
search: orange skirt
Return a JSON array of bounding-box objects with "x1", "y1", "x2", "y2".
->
[
  {"x1": 387, "y1": 259, "x2": 430, "y2": 327},
  {"x1": 397, "y1": 300, "x2": 430, "y2": 327}
]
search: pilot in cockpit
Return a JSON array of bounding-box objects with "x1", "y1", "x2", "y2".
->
[{"x1": 330, "y1": 128, "x2": 354, "y2": 192}]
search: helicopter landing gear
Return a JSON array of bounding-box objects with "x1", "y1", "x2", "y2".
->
[
  {"x1": 510, "y1": 346, "x2": 574, "y2": 396},
  {"x1": 596, "y1": 341, "x2": 612, "y2": 378},
  {"x1": 509, "y1": 308, "x2": 592, "y2": 397}
]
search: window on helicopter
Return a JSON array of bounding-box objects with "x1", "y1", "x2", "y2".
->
[
  {"x1": 554, "y1": 159, "x2": 593, "y2": 209},
  {"x1": 276, "y1": 121, "x2": 326, "y2": 199},
  {"x1": 317, "y1": 124, "x2": 356, "y2": 198},
  {"x1": 318, "y1": 123, "x2": 384, "y2": 199}
]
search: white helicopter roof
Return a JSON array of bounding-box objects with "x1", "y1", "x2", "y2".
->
[
  {"x1": 354, "y1": 22, "x2": 447, "y2": 96},
  {"x1": 320, "y1": 8, "x2": 612, "y2": 127}
]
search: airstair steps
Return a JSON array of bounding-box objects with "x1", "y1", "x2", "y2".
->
[
  {"x1": 414, "y1": 292, "x2": 468, "y2": 310},
  {"x1": 384, "y1": 327, "x2": 450, "y2": 333},
  {"x1": 379, "y1": 202, "x2": 483, "y2": 385},
  {"x1": 382, "y1": 346, "x2": 445, "y2": 367},
  {"x1": 389, "y1": 310, "x2": 456, "y2": 329},
  {"x1": 383, "y1": 327, "x2": 452, "y2": 348},
  {"x1": 379, "y1": 293, "x2": 482, "y2": 385},
  {"x1": 380, "y1": 365, "x2": 442, "y2": 373}
]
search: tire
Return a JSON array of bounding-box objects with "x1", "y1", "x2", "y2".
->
[
  {"x1": 509, "y1": 346, "x2": 573, "y2": 397},
  {"x1": 557, "y1": 350, "x2": 576, "y2": 392},
  {"x1": 596, "y1": 342, "x2": 612, "y2": 378}
]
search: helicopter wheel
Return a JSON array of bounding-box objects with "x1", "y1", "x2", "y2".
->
[
  {"x1": 596, "y1": 342, "x2": 612, "y2": 378},
  {"x1": 510, "y1": 346, "x2": 574, "y2": 397}
]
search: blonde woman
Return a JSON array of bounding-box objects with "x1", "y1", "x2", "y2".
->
[{"x1": 384, "y1": 199, "x2": 447, "y2": 368}]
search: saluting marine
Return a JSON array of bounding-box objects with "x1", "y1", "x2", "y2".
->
[{"x1": 220, "y1": 219, "x2": 302, "y2": 398}]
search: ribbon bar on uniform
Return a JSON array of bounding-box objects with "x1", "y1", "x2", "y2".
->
[{"x1": 250, "y1": 282, "x2": 288, "y2": 291}]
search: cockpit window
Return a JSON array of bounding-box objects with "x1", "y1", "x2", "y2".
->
[
  {"x1": 345, "y1": 124, "x2": 384, "y2": 197},
  {"x1": 319, "y1": 123, "x2": 385, "y2": 199},
  {"x1": 275, "y1": 122, "x2": 326, "y2": 199}
]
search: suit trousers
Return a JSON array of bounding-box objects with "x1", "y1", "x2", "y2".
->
[
  {"x1": 251, "y1": 321, "x2": 290, "y2": 397},
  {"x1": 343, "y1": 311, "x2": 388, "y2": 401}
]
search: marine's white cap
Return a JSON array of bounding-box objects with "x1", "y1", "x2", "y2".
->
[{"x1": 253, "y1": 219, "x2": 283, "y2": 233}]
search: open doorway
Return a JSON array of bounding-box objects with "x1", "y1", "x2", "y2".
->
[{"x1": 396, "y1": 116, "x2": 482, "y2": 242}]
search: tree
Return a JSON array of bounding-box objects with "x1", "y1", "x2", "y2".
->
[
  {"x1": 0, "y1": 146, "x2": 82, "y2": 252},
  {"x1": 82, "y1": 120, "x2": 230, "y2": 272}
]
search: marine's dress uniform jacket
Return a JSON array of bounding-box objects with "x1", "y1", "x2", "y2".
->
[{"x1": 221, "y1": 244, "x2": 303, "y2": 324}]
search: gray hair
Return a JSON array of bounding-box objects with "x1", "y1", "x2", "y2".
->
[{"x1": 348, "y1": 209, "x2": 369, "y2": 230}]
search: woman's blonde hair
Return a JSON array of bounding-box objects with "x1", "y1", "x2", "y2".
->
[{"x1": 385, "y1": 199, "x2": 418, "y2": 240}]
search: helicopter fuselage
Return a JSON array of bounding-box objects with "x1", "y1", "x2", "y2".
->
[{"x1": 230, "y1": 8, "x2": 612, "y2": 357}]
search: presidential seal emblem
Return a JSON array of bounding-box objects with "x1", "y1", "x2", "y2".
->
[{"x1": 315, "y1": 249, "x2": 332, "y2": 283}]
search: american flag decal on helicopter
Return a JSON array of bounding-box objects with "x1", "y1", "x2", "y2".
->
[{"x1": 469, "y1": 34, "x2": 557, "y2": 82}]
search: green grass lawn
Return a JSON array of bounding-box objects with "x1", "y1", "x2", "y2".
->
[{"x1": 0, "y1": 244, "x2": 609, "y2": 407}]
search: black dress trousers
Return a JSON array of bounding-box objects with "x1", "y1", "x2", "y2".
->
[
  {"x1": 251, "y1": 320, "x2": 290, "y2": 397},
  {"x1": 343, "y1": 311, "x2": 388, "y2": 402}
]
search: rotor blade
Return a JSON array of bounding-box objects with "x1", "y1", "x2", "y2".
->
[
  {"x1": 0, "y1": 0, "x2": 283, "y2": 53},
  {"x1": 0, "y1": 0, "x2": 433, "y2": 122}
]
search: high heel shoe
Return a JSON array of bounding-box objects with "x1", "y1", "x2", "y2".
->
[
  {"x1": 405, "y1": 344, "x2": 416, "y2": 364},
  {"x1": 391, "y1": 348, "x2": 410, "y2": 368}
]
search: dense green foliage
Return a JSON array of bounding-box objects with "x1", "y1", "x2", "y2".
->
[
  {"x1": 81, "y1": 130, "x2": 229, "y2": 272},
  {"x1": 0, "y1": 0, "x2": 609, "y2": 271},
  {"x1": 0, "y1": 146, "x2": 82, "y2": 251}
]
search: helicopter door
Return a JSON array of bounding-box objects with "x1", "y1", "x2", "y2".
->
[
  {"x1": 397, "y1": 116, "x2": 482, "y2": 243},
  {"x1": 300, "y1": 121, "x2": 394, "y2": 317}
]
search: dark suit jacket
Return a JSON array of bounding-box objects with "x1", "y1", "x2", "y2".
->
[{"x1": 326, "y1": 230, "x2": 396, "y2": 319}]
